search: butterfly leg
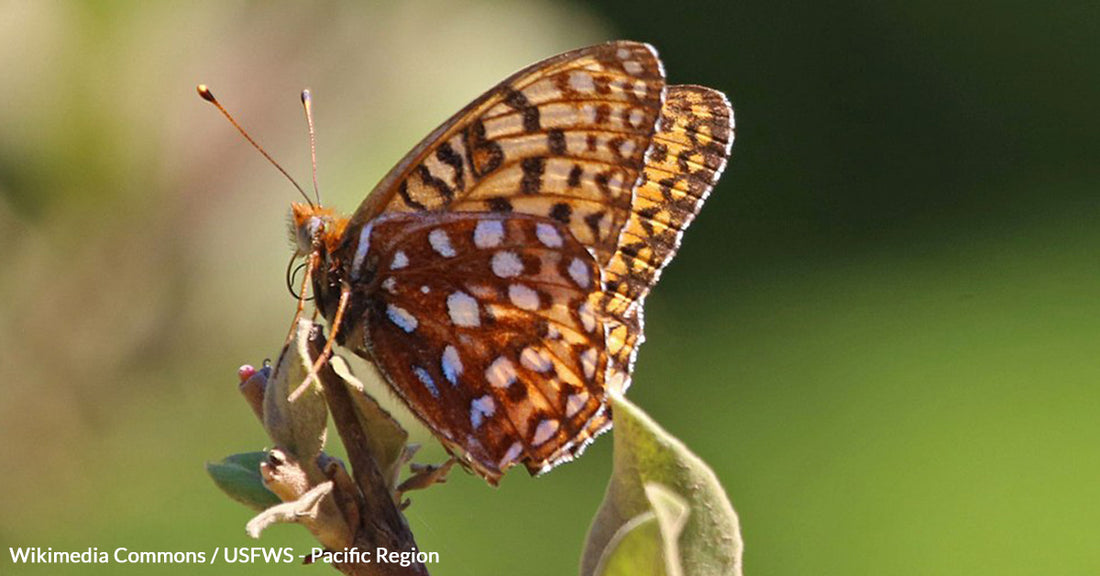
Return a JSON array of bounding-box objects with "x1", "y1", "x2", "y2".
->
[
  {"x1": 288, "y1": 283, "x2": 351, "y2": 402},
  {"x1": 282, "y1": 252, "x2": 317, "y2": 348}
]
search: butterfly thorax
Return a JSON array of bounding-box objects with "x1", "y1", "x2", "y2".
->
[{"x1": 289, "y1": 202, "x2": 357, "y2": 324}]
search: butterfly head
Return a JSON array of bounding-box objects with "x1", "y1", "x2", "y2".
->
[{"x1": 290, "y1": 202, "x2": 348, "y2": 258}]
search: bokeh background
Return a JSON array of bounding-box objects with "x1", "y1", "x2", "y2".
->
[{"x1": 1, "y1": 1, "x2": 1098, "y2": 574}]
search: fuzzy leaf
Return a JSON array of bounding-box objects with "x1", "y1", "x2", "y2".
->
[
  {"x1": 206, "y1": 452, "x2": 280, "y2": 511},
  {"x1": 592, "y1": 512, "x2": 665, "y2": 576},
  {"x1": 263, "y1": 320, "x2": 328, "y2": 466},
  {"x1": 589, "y1": 484, "x2": 690, "y2": 576},
  {"x1": 646, "y1": 483, "x2": 690, "y2": 575},
  {"x1": 581, "y1": 394, "x2": 742, "y2": 576}
]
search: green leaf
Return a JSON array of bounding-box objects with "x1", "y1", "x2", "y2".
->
[
  {"x1": 592, "y1": 511, "x2": 665, "y2": 576},
  {"x1": 206, "y1": 451, "x2": 281, "y2": 511},
  {"x1": 645, "y1": 483, "x2": 691, "y2": 575},
  {"x1": 591, "y1": 484, "x2": 690, "y2": 576},
  {"x1": 582, "y1": 394, "x2": 742, "y2": 576}
]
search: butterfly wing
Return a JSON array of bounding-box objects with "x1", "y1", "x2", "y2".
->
[
  {"x1": 346, "y1": 40, "x2": 667, "y2": 266},
  {"x1": 352, "y1": 212, "x2": 611, "y2": 483},
  {"x1": 600, "y1": 85, "x2": 736, "y2": 382},
  {"x1": 324, "y1": 42, "x2": 734, "y2": 483}
]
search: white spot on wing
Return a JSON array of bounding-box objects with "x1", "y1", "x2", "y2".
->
[
  {"x1": 470, "y1": 395, "x2": 496, "y2": 430},
  {"x1": 566, "y1": 391, "x2": 589, "y2": 418},
  {"x1": 491, "y1": 251, "x2": 523, "y2": 278},
  {"x1": 569, "y1": 71, "x2": 595, "y2": 93},
  {"x1": 623, "y1": 60, "x2": 643, "y2": 75},
  {"x1": 580, "y1": 347, "x2": 598, "y2": 379},
  {"x1": 499, "y1": 441, "x2": 524, "y2": 469},
  {"x1": 532, "y1": 419, "x2": 560, "y2": 446},
  {"x1": 520, "y1": 347, "x2": 553, "y2": 373},
  {"x1": 608, "y1": 173, "x2": 625, "y2": 196},
  {"x1": 581, "y1": 104, "x2": 597, "y2": 124},
  {"x1": 568, "y1": 258, "x2": 591, "y2": 288},
  {"x1": 391, "y1": 250, "x2": 409, "y2": 269},
  {"x1": 429, "y1": 228, "x2": 456, "y2": 257},
  {"x1": 508, "y1": 284, "x2": 540, "y2": 311},
  {"x1": 351, "y1": 222, "x2": 373, "y2": 280},
  {"x1": 382, "y1": 277, "x2": 397, "y2": 294},
  {"x1": 628, "y1": 108, "x2": 645, "y2": 128},
  {"x1": 386, "y1": 304, "x2": 418, "y2": 332},
  {"x1": 414, "y1": 366, "x2": 438, "y2": 397},
  {"x1": 474, "y1": 220, "x2": 505, "y2": 248},
  {"x1": 486, "y1": 357, "x2": 516, "y2": 389},
  {"x1": 442, "y1": 345, "x2": 463, "y2": 386},
  {"x1": 606, "y1": 369, "x2": 627, "y2": 393},
  {"x1": 447, "y1": 291, "x2": 481, "y2": 327},
  {"x1": 577, "y1": 301, "x2": 596, "y2": 333},
  {"x1": 536, "y1": 222, "x2": 563, "y2": 248}
]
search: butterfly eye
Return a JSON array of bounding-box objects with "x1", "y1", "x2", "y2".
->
[{"x1": 292, "y1": 216, "x2": 324, "y2": 254}]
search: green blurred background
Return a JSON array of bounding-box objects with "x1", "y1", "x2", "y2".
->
[{"x1": 1, "y1": 1, "x2": 1097, "y2": 574}]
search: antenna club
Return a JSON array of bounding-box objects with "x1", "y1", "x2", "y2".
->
[
  {"x1": 197, "y1": 84, "x2": 217, "y2": 103},
  {"x1": 197, "y1": 84, "x2": 314, "y2": 206},
  {"x1": 301, "y1": 89, "x2": 312, "y2": 104}
]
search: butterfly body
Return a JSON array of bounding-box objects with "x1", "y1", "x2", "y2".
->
[{"x1": 289, "y1": 41, "x2": 734, "y2": 485}]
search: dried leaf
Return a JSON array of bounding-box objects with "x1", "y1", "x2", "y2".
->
[
  {"x1": 329, "y1": 354, "x2": 409, "y2": 491},
  {"x1": 245, "y1": 481, "x2": 334, "y2": 539}
]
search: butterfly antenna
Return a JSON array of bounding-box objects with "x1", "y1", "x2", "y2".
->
[
  {"x1": 300, "y1": 89, "x2": 322, "y2": 206},
  {"x1": 196, "y1": 84, "x2": 315, "y2": 207}
]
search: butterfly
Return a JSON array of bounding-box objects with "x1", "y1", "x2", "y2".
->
[{"x1": 216, "y1": 41, "x2": 733, "y2": 485}]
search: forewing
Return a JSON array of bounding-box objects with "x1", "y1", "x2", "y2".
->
[
  {"x1": 354, "y1": 212, "x2": 612, "y2": 483},
  {"x1": 346, "y1": 41, "x2": 666, "y2": 266}
]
